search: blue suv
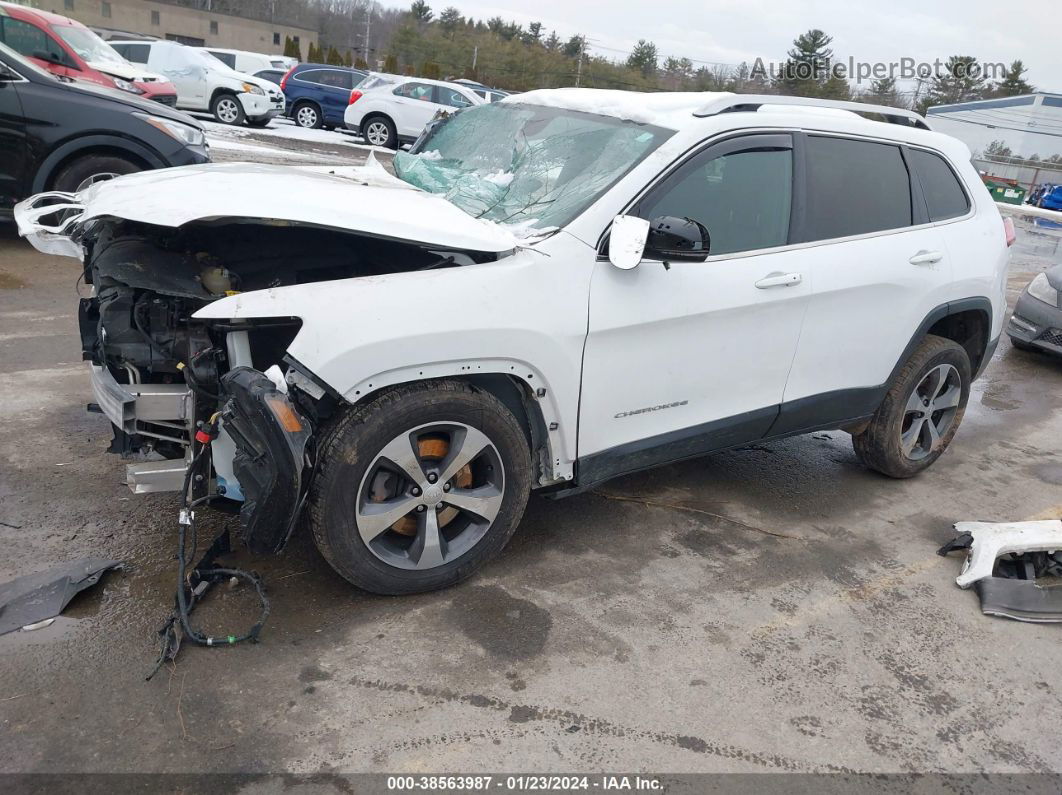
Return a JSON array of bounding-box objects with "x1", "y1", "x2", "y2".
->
[{"x1": 280, "y1": 63, "x2": 368, "y2": 129}]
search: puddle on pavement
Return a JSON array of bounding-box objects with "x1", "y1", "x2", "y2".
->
[
  {"x1": 979, "y1": 381, "x2": 1022, "y2": 411},
  {"x1": 0, "y1": 616, "x2": 82, "y2": 650}
]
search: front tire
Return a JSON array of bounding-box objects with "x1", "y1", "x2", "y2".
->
[
  {"x1": 211, "y1": 93, "x2": 245, "y2": 125},
  {"x1": 52, "y1": 154, "x2": 141, "y2": 192},
  {"x1": 853, "y1": 335, "x2": 971, "y2": 478},
  {"x1": 309, "y1": 381, "x2": 531, "y2": 594}
]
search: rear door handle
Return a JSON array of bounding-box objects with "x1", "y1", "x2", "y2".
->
[
  {"x1": 909, "y1": 250, "x2": 944, "y2": 265},
  {"x1": 755, "y1": 272, "x2": 803, "y2": 289}
]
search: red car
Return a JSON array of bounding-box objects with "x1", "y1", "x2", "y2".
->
[{"x1": 0, "y1": 2, "x2": 177, "y2": 105}]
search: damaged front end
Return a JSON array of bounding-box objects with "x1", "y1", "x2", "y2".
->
[
  {"x1": 219, "y1": 367, "x2": 313, "y2": 554},
  {"x1": 14, "y1": 164, "x2": 519, "y2": 556}
]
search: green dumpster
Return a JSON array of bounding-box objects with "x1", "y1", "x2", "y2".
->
[{"x1": 982, "y1": 178, "x2": 1026, "y2": 205}]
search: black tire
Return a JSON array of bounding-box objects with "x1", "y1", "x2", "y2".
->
[
  {"x1": 309, "y1": 380, "x2": 531, "y2": 594},
  {"x1": 292, "y1": 101, "x2": 323, "y2": 129},
  {"x1": 361, "y1": 114, "x2": 397, "y2": 148},
  {"x1": 51, "y1": 154, "x2": 141, "y2": 193},
  {"x1": 246, "y1": 117, "x2": 272, "y2": 128},
  {"x1": 211, "y1": 93, "x2": 245, "y2": 125},
  {"x1": 852, "y1": 335, "x2": 972, "y2": 478}
]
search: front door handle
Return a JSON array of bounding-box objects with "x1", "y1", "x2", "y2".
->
[
  {"x1": 755, "y1": 272, "x2": 803, "y2": 289},
  {"x1": 909, "y1": 250, "x2": 944, "y2": 265}
]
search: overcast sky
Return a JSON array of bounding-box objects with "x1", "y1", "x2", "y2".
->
[{"x1": 424, "y1": 0, "x2": 1055, "y2": 94}]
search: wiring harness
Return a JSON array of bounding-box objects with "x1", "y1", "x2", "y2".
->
[{"x1": 147, "y1": 413, "x2": 271, "y2": 680}]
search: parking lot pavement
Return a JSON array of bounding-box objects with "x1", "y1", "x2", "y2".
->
[{"x1": 0, "y1": 215, "x2": 1060, "y2": 776}]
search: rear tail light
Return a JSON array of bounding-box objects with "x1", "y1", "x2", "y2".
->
[
  {"x1": 1003, "y1": 216, "x2": 1016, "y2": 247},
  {"x1": 279, "y1": 67, "x2": 295, "y2": 91},
  {"x1": 348, "y1": 89, "x2": 363, "y2": 105}
]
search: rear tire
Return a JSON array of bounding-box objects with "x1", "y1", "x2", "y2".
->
[
  {"x1": 211, "y1": 93, "x2": 245, "y2": 125},
  {"x1": 246, "y1": 117, "x2": 272, "y2": 128},
  {"x1": 52, "y1": 154, "x2": 141, "y2": 192},
  {"x1": 309, "y1": 380, "x2": 531, "y2": 594},
  {"x1": 852, "y1": 335, "x2": 971, "y2": 478},
  {"x1": 293, "y1": 101, "x2": 322, "y2": 129},
  {"x1": 362, "y1": 115, "x2": 397, "y2": 148}
]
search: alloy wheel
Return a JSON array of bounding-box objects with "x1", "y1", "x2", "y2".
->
[
  {"x1": 296, "y1": 106, "x2": 318, "y2": 127},
  {"x1": 900, "y1": 363, "x2": 962, "y2": 460},
  {"x1": 356, "y1": 422, "x2": 505, "y2": 570},
  {"x1": 216, "y1": 97, "x2": 240, "y2": 124},
  {"x1": 365, "y1": 121, "x2": 389, "y2": 146}
]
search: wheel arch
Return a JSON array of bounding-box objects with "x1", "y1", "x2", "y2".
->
[
  {"x1": 34, "y1": 136, "x2": 163, "y2": 193},
  {"x1": 924, "y1": 297, "x2": 994, "y2": 378},
  {"x1": 209, "y1": 87, "x2": 240, "y2": 107},
  {"x1": 339, "y1": 362, "x2": 572, "y2": 488}
]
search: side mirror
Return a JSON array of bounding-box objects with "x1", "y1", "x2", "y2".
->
[
  {"x1": 608, "y1": 215, "x2": 649, "y2": 270},
  {"x1": 645, "y1": 216, "x2": 710, "y2": 262}
]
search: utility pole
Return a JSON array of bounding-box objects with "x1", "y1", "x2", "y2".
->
[
  {"x1": 575, "y1": 37, "x2": 585, "y2": 87},
  {"x1": 363, "y1": 1, "x2": 373, "y2": 65},
  {"x1": 472, "y1": 45, "x2": 478, "y2": 74}
]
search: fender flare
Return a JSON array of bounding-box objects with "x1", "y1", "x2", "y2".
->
[
  {"x1": 892, "y1": 296, "x2": 995, "y2": 384},
  {"x1": 342, "y1": 358, "x2": 574, "y2": 485},
  {"x1": 33, "y1": 135, "x2": 165, "y2": 194}
]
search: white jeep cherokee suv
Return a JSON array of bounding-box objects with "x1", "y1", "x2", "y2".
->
[{"x1": 16, "y1": 90, "x2": 1010, "y2": 594}]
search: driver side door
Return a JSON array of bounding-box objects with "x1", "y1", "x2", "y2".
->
[{"x1": 578, "y1": 133, "x2": 816, "y2": 483}]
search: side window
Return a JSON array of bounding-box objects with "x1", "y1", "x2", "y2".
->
[
  {"x1": 295, "y1": 69, "x2": 324, "y2": 84},
  {"x1": 908, "y1": 149, "x2": 970, "y2": 221},
  {"x1": 437, "y1": 87, "x2": 472, "y2": 108},
  {"x1": 2, "y1": 18, "x2": 54, "y2": 60},
  {"x1": 394, "y1": 81, "x2": 435, "y2": 102},
  {"x1": 209, "y1": 51, "x2": 236, "y2": 69},
  {"x1": 116, "y1": 43, "x2": 149, "y2": 64},
  {"x1": 318, "y1": 70, "x2": 353, "y2": 89},
  {"x1": 803, "y1": 136, "x2": 912, "y2": 241},
  {"x1": 638, "y1": 141, "x2": 793, "y2": 256}
]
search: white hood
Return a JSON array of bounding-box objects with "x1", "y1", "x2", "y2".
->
[
  {"x1": 87, "y1": 60, "x2": 168, "y2": 84},
  {"x1": 15, "y1": 161, "x2": 520, "y2": 255}
]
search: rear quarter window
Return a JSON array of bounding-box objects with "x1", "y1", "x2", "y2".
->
[
  {"x1": 803, "y1": 135, "x2": 912, "y2": 241},
  {"x1": 908, "y1": 149, "x2": 970, "y2": 221}
]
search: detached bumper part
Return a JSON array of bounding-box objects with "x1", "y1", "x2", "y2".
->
[
  {"x1": 940, "y1": 520, "x2": 1062, "y2": 623},
  {"x1": 220, "y1": 367, "x2": 312, "y2": 555}
]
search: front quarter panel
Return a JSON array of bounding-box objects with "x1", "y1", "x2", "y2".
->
[{"x1": 195, "y1": 237, "x2": 593, "y2": 480}]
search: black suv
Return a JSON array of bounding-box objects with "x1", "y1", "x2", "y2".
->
[{"x1": 0, "y1": 42, "x2": 209, "y2": 217}]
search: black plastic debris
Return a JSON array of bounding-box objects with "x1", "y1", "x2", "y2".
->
[{"x1": 0, "y1": 558, "x2": 121, "y2": 635}]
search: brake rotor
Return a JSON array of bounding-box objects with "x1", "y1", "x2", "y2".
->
[{"x1": 371, "y1": 434, "x2": 472, "y2": 536}]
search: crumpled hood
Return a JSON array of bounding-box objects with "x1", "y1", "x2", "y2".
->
[
  {"x1": 87, "y1": 60, "x2": 170, "y2": 85},
  {"x1": 17, "y1": 161, "x2": 520, "y2": 255}
]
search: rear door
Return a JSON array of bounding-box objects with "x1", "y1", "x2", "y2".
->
[
  {"x1": 314, "y1": 68, "x2": 353, "y2": 124},
  {"x1": 151, "y1": 45, "x2": 205, "y2": 107},
  {"x1": 390, "y1": 81, "x2": 441, "y2": 138},
  {"x1": 777, "y1": 133, "x2": 953, "y2": 431}
]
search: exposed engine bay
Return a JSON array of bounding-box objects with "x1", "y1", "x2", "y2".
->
[{"x1": 77, "y1": 218, "x2": 500, "y2": 551}]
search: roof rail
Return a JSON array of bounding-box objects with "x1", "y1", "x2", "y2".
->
[{"x1": 693, "y1": 95, "x2": 932, "y2": 130}]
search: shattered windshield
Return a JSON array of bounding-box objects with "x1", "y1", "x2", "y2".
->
[{"x1": 393, "y1": 102, "x2": 674, "y2": 231}]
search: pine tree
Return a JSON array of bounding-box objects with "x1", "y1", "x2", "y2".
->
[
  {"x1": 439, "y1": 7, "x2": 462, "y2": 35},
  {"x1": 544, "y1": 31, "x2": 560, "y2": 52},
  {"x1": 355, "y1": 56, "x2": 369, "y2": 70},
  {"x1": 866, "y1": 76, "x2": 900, "y2": 106},
  {"x1": 777, "y1": 29, "x2": 838, "y2": 97},
  {"x1": 421, "y1": 60, "x2": 441, "y2": 79},
  {"x1": 384, "y1": 53, "x2": 399, "y2": 74},
  {"x1": 409, "y1": 1, "x2": 433, "y2": 23},
  {"x1": 327, "y1": 46, "x2": 343, "y2": 66},
  {"x1": 562, "y1": 35, "x2": 585, "y2": 59},
  {"x1": 344, "y1": 50, "x2": 353, "y2": 67},
  {"x1": 919, "y1": 55, "x2": 987, "y2": 113},
  {"x1": 626, "y1": 40, "x2": 658, "y2": 77},
  {"x1": 992, "y1": 60, "x2": 1034, "y2": 97}
]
